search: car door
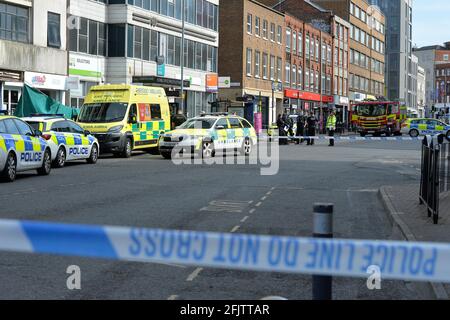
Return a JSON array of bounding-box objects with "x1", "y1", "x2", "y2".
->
[
  {"x1": 214, "y1": 118, "x2": 230, "y2": 150},
  {"x1": 11, "y1": 118, "x2": 44, "y2": 170},
  {"x1": 0, "y1": 120, "x2": 8, "y2": 167},
  {"x1": 50, "y1": 120, "x2": 74, "y2": 160},
  {"x1": 425, "y1": 120, "x2": 438, "y2": 135},
  {"x1": 68, "y1": 120, "x2": 91, "y2": 159},
  {"x1": 228, "y1": 117, "x2": 244, "y2": 149}
]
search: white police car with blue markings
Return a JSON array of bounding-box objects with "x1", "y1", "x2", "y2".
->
[
  {"x1": 22, "y1": 116, "x2": 99, "y2": 168},
  {"x1": 0, "y1": 116, "x2": 52, "y2": 182}
]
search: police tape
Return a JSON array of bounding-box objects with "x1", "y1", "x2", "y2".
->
[
  {"x1": 261, "y1": 135, "x2": 422, "y2": 141},
  {"x1": 1, "y1": 219, "x2": 450, "y2": 283}
]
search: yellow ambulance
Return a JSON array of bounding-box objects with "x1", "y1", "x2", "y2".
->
[{"x1": 77, "y1": 85, "x2": 171, "y2": 157}]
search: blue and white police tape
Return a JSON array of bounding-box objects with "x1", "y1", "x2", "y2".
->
[
  {"x1": 1, "y1": 219, "x2": 449, "y2": 283},
  {"x1": 261, "y1": 135, "x2": 422, "y2": 141}
]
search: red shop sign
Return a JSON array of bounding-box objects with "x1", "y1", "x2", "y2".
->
[{"x1": 284, "y1": 89, "x2": 300, "y2": 99}]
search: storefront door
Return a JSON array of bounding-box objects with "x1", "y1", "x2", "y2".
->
[{"x1": 2, "y1": 88, "x2": 20, "y2": 115}]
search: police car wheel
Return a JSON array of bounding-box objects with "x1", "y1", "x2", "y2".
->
[
  {"x1": 87, "y1": 144, "x2": 99, "y2": 164},
  {"x1": 122, "y1": 139, "x2": 132, "y2": 158},
  {"x1": 241, "y1": 138, "x2": 252, "y2": 156},
  {"x1": 161, "y1": 151, "x2": 172, "y2": 159},
  {"x1": 409, "y1": 129, "x2": 419, "y2": 138},
  {"x1": 2, "y1": 153, "x2": 17, "y2": 182},
  {"x1": 202, "y1": 141, "x2": 215, "y2": 158},
  {"x1": 53, "y1": 147, "x2": 66, "y2": 168},
  {"x1": 37, "y1": 149, "x2": 51, "y2": 176}
]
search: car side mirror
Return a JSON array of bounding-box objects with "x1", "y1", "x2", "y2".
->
[
  {"x1": 34, "y1": 129, "x2": 43, "y2": 137},
  {"x1": 129, "y1": 113, "x2": 137, "y2": 124},
  {"x1": 84, "y1": 130, "x2": 91, "y2": 136},
  {"x1": 216, "y1": 125, "x2": 225, "y2": 130}
]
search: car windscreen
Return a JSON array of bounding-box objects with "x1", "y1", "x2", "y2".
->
[
  {"x1": 78, "y1": 103, "x2": 128, "y2": 123},
  {"x1": 356, "y1": 104, "x2": 387, "y2": 117},
  {"x1": 178, "y1": 118, "x2": 216, "y2": 129}
]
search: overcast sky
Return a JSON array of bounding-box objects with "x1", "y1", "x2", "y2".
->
[{"x1": 413, "y1": 0, "x2": 450, "y2": 47}]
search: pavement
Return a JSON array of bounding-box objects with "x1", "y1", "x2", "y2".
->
[
  {"x1": 0, "y1": 138, "x2": 440, "y2": 300},
  {"x1": 380, "y1": 184, "x2": 450, "y2": 299}
]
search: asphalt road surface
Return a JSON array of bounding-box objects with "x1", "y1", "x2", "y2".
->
[{"x1": 0, "y1": 138, "x2": 436, "y2": 299}]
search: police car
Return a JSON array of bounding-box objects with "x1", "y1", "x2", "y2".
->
[
  {"x1": 22, "y1": 116, "x2": 99, "y2": 168},
  {"x1": 401, "y1": 118, "x2": 450, "y2": 140},
  {"x1": 0, "y1": 116, "x2": 52, "y2": 182},
  {"x1": 158, "y1": 113, "x2": 258, "y2": 159}
]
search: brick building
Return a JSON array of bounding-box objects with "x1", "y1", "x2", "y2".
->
[
  {"x1": 260, "y1": 0, "x2": 351, "y2": 128},
  {"x1": 310, "y1": 0, "x2": 386, "y2": 101},
  {"x1": 218, "y1": 0, "x2": 285, "y2": 128},
  {"x1": 435, "y1": 63, "x2": 450, "y2": 106}
]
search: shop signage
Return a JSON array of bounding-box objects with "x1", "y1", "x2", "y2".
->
[
  {"x1": 25, "y1": 72, "x2": 67, "y2": 91},
  {"x1": 69, "y1": 54, "x2": 103, "y2": 78},
  {"x1": 206, "y1": 74, "x2": 218, "y2": 92},
  {"x1": 219, "y1": 77, "x2": 231, "y2": 88},
  {"x1": 284, "y1": 89, "x2": 299, "y2": 99}
]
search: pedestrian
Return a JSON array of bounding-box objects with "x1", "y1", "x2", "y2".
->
[
  {"x1": 276, "y1": 114, "x2": 287, "y2": 145},
  {"x1": 171, "y1": 108, "x2": 187, "y2": 130},
  {"x1": 327, "y1": 110, "x2": 337, "y2": 147},
  {"x1": 305, "y1": 112, "x2": 317, "y2": 146},
  {"x1": 296, "y1": 113, "x2": 305, "y2": 144}
]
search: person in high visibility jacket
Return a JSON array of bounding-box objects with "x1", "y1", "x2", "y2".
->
[{"x1": 326, "y1": 111, "x2": 337, "y2": 147}]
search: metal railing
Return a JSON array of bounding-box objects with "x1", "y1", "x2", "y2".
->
[{"x1": 420, "y1": 135, "x2": 450, "y2": 224}]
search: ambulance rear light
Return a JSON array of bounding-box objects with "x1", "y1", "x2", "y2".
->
[{"x1": 42, "y1": 134, "x2": 52, "y2": 141}]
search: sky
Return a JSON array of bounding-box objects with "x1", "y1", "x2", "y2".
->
[{"x1": 413, "y1": 0, "x2": 450, "y2": 47}]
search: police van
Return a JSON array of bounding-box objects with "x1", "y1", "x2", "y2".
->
[
  {"x1": 22, "y1": 115, "x2": 99, "y2": 168},
  {"x1": 0, "y1": 116, "x2": 52, "y2": 182},
  {"x1": 77, "y1": 85, "x2": 171, "y2": 158}
]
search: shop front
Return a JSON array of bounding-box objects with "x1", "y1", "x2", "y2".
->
[
  {"x1": 1, "y1": 69, "x2": 23, "y2": 115},
  {"x1": 334, "y1": 95, "x2": 349, "y2": 132},
  {"x1": 24, "y1": 72, "x2": 68, "y2": 104}
]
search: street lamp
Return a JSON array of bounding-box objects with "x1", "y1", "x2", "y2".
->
[{"x1": 180, "y1": 0, "x2": 185, "y2": 114}]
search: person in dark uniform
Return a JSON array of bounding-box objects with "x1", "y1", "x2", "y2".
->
[
  {"x1": 171, "y1": 109, "x2": 187, "y2": 130},
  {"x1": 276, "y1": 114, "x2": 287, "y2": 145},
  {"x1": 296, "y1": 113, "x2": 305, "y2": 144},
  {"x1": 305, "y1": 112, "x2": 317, "y2": 146}
]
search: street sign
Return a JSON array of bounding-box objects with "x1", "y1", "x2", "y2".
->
[{"x1": 219, "y1": 77, "x2": 231, "y2": 88}]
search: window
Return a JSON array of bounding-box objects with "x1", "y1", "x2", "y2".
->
[
  {"x1": 13, "y1": 119, "x2": 33, "y2": 136},
  {"x1": 298, "y1": 66, "x2": 303, "y2": 90},
  {"x1": 262, "y1": 53, "x2": 268, "y2": 79},
  {"x1": 277, "y1": 57, "x2": 282, "y2": 82},
  {"x1": 298, "y1": 32, "x2": 303, "y2": 56},
  {"x1": 247, "y1": 14, "x2": 252, "y2": 34},
  {"x1": 262, "y1": 20, "x2": 268, "y2": 39},
  {"x1": 255, "y1": 17, "x2": 260, "y2": 36},
  {"x1": 229, "y1": 118, "x2": 242, "y2": 129},
  {"x1": 79, "y1": 18, "x2": 88, "y2": 53},
  {"x1": 4, "y1": 119, "x2": 20, "y2": 135},
  {"x1": 277, "y1": 25, "x2": 282, "y2": 43},
  {"x1": 47, "y1": 12, "x2": 61, "y2": 48},
  {"x1": 0, "y1": 121, "x2": 6, "y2": 134},
  {"x1": 0, "y1": 3, "x2": 29, "y2": 43},
  {"x1": 305, "y1": 35, "x2": 310, "y2": 58},
  {"x1": 315, "y1": 39, "x2": 319, "y2": 61},
  {"x1": 292, "y1": 31, "x2": 297, "y2": 54},
  {"x1": 241, "y1": 119, "x2": 252, "y2": 128},
  {"x1": 270, "y1": 55, "x2": 275, "y2": 80},
  {"x1": 292, "y1": 65, "x2": 297, "y2": 89},
  {"x1": 310, "y1": 37, "x2": 314, "y2": 58},
  {"x1": 270, "y1": 23, "x2": 275, "y2": 41},
  {"x1": 286, "y1": 28, "x2": 291, "y2": 52},
  {"x1": 285, "y1": 63, "x2": 290, "y2": 85},
  {"x1": 72, "y1": 16, "x2": 107, "y2": 56},
  {"x1": 246, "y1": 48, "x2": 252, "y2": 76},
  {"x1": 254, "y1": 51, "x2": 260, "y2": 78},
  {"x1": 215, "y1": 118, "x2": 229, "y2": 129},
  {"x1": 150, "y1": 104, "x2": 162, "y2": 119},
  {"x1": 305, "y1": 70, "x2": 309, "y2": 90}
]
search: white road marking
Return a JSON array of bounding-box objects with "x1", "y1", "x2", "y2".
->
[
  {"x1": 186, "y1": 268, "x2": 203, "y2": 281},
  {"x1": 249, "y1": 208, "x2": 256, "y2": 214},
  {"x1": 266, "y1": 191, "x2": 272, "y2": 195},
  {"x1": 261, "y1": 196, "x2": 267, "y2": 201},
  {"x1": 255, "y1": 202, "x2": 262, "y2": 207},
  {"x1": 240, "y1": 216, "x2": 249, "y2": 223},
  {"x1": 230, "y1": 225, "x2": 241, "y2": 233},
  {"x1": 167, "y1": 295, "x2": 178, "y2": 300}
]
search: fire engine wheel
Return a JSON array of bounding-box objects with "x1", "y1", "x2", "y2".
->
[{"x1": 409, "y1": 129, "x2": 419, "y2": 138}]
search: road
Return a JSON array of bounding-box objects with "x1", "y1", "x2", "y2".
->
[{"x1": 0, "y1": 138, "x2": 436, "y2": 299}]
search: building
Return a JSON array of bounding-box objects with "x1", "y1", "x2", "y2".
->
[
  {"x1": 414, "y1": 42, "x2": 450, "y2": 110},
  {"x1": 218, "y1": 0, "x2": 285, "y2": 128},
  {"x1": 435, "y1": 63, "x2": 450, "y2": 107},
  {"x1": 368, "y1": 0, "x2": 413, "y2": 108},
  {"x1": 259, "y1": 0, "x2": 350, "y2": 128},
  {"x1": 1, "y1": 0, "x2": 68, "y2": 114},
  {"x1": 310, "y1": 0, "x2": 386, "y2": 101},
  {"x1": 417, "y1": 65, "x2": 426, "y2": 117},
  {"x1": 68, "y1": 0, "x2": 219, "y2": 118},
  {"x1": 408, "y1": 53, "x2": 418, "y2": 115}
]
